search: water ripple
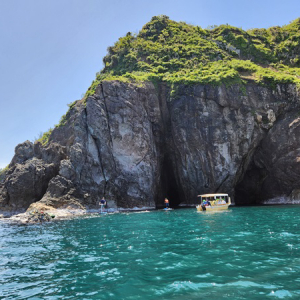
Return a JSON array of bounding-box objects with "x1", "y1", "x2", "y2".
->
[{"x1": 1, "y1": 206, "x2": 300, "y2": 299}]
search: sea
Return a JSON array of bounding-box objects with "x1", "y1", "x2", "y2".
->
[{"x1": 1, "y1": 206, "x2": 300, "y2": 299}]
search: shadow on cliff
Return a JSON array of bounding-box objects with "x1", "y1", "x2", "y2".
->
[{"x1": 160, "y1": 155, "x2": 184, "y2": 208}]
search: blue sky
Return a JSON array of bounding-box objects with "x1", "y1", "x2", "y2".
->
[{"x1": 0, "y1": 0, "x2": 299, "y2": 168}]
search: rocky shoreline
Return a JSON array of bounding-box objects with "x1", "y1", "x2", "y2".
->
[
  {"x1": 0, "y1": 205, "x2": 156, "y2": 225},
  {"x1": 3, "y1": 200, "x2": 300, "y2": 225}
]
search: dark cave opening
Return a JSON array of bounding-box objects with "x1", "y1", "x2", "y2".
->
[
  {"x1": 234, "y1": 163, "x2": 267, "y2": 205},
  {"x1": 160, "y1": 155, "x2": 183, "y2": 208}
]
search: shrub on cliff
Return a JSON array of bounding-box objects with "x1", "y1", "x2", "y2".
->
[
  {"x1": 37, "y1": 128, "x2": 53, "y2": 146},
  {"x1": 85, "y1": 15, "x2": 300, "y2": 96},
  {"x1": 0, "y1": 166, "x2": 9, "y2": 182}
]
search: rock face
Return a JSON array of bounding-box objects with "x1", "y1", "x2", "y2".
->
[
  {"x1": 1, "y1": 80, "x2": 300, "y2": 212},
  {"x1": 0, "y1": 143, "x2": 67, "y2": 211},
  {"x1": 235, "y1": 110, "x2": 300, "y2": 204}
]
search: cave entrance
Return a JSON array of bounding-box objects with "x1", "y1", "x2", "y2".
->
[
  {"x1": 234, "y1": 161, "x2": 268, "y2": 205},
  {"x1": 160, "y1": 155, "x2": 183, "y2": 208}
]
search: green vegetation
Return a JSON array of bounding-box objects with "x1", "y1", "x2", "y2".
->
[
  {"x1": 55, "y1": 100, "x2": 78, "y2": 128},
  {"x1": 84, "y1": 15, "x2": 300, "y2": 96},
  {"x1": 35, "y1": 100, "x2": 78, "y2": 146},
  {"x1": 0, "y1": 165, "x2": 9, "y2": 175},
  {"x1": 37, "y1": 128, "x2": 53, "y2": 146},
  {"x1": 0, "y1": 165, "x2": 9, "y2": 181}
]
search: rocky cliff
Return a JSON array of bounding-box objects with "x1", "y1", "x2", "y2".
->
[
  {"x1": 1, "y1": 80, "x2": 300, "y2": 213},
  {"x1": 2, "y1": 15, "x2": 300, "y2": 214}
]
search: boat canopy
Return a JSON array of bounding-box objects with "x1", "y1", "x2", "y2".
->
[{"x1": 197, "y1": 193, "x2": 228, "y2": 198}]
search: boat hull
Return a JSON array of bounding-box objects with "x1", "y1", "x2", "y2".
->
[{"x1": 196, "y1": 204, "x2": 230, "y2": 212}]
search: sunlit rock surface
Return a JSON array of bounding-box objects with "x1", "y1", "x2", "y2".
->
[{"x1": 1, "y1": 81, "x2": 300, "y2": 213}]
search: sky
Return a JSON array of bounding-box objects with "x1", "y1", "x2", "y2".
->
[{"x1": 0, "y1": 0, "x2": 300, "y2": 169}]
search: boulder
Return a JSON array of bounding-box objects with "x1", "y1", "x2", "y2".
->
[{"x1": 0, "y1": 158, "x2": 57, "y2": 210}]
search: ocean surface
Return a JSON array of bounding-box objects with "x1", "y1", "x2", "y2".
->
[{"x1": 1, "y1": 206, "x2": 300, "y2": 300}]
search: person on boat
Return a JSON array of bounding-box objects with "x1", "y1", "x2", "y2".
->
[
  {"x1": 164, "y1": 198, "x2": 169, "y2": 209},
  {"x1": 221, "y1": 198, "x2": 226, "y2": 204}
]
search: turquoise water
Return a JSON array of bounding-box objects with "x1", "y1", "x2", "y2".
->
[{"x1": 1, "y1": 206, "x2": 300, "y2": 299}]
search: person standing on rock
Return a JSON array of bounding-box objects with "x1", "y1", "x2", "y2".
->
[
  {"x1": 164, "y1": 198, "x2": 169, "y2": 209},
  {"x1": 99, "y1": 197, "x2": 106, "y2": 214}
]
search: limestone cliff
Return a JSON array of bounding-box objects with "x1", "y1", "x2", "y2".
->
[{"x1": 1, "y1": 80, "x2": 300, "y2": 212}]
